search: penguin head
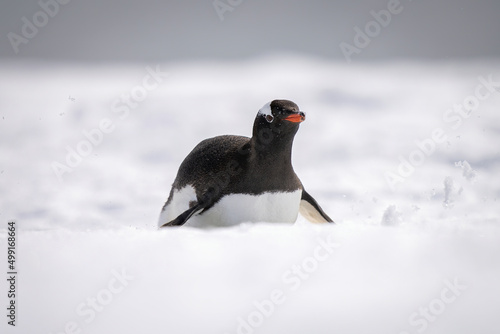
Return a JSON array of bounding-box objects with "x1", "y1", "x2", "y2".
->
[
  {"x1": 257, "y1": 100, "x2": 306, "y2": 126},
  {"x1": 252, "y1": 100, "x2": 305, "y2": 147}
]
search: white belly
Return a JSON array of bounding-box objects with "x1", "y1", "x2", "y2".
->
[{"x1": 159, "y1": 186, "x2": 302, "y2": 228}]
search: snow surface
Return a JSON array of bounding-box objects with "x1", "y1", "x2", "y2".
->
[{"x1": 1, "y1": 56, "x2": 500, "y2": 333}]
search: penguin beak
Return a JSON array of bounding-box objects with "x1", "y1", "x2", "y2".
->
[{"x1": 284, "y1": 111, "x2": 306, "y2": 123}]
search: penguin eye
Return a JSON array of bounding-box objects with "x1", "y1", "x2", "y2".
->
[{"x1": 265, "y1": 114, "x2": 274, "y2": 123}]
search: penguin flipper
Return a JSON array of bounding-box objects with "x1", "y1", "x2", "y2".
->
[
  {"x1": 299, "y1": 189, "x2": 334, "y2": 223},
  {"x1": 159, "y1": 204, "x2": 203, "y2": 228}
]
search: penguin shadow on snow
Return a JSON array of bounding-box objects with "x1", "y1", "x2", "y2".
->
[{"x1": 158, "y1": 100, "x2": 334, "y2": 228}]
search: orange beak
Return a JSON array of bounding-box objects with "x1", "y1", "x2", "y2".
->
[{"x1": 284, "y1": 112, "x2": 306, "y2": 123}]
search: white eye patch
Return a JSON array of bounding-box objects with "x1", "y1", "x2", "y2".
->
[{"x1": 258, "y1": 101, "x2": 273, "y2": 117}]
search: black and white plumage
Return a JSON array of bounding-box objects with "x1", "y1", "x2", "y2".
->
[{"x1": 158, "y1": 100, "x2": 333, "y2": 228}]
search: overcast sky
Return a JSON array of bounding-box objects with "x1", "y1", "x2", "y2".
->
[{"x1": 1, "y1": 0, "x2": 499, "y2": 63}]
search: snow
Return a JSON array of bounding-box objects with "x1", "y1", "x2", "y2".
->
[
  {"x1": 1, "y1": 55, "x2": 500, "y2": 333},
  {"x1": 455, "y1": 160, "x2": 478, "y2": 182},
  {"x1": 381, "y1": 204, "x2": 402, "y2": 226},
  {"x1": 443, "y1": 176, "x2": 459, "y2": 209}
]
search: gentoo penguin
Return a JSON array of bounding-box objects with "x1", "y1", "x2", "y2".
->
[{"x1": 158, "y1": 99, "x2": 333, "y2": 228}]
